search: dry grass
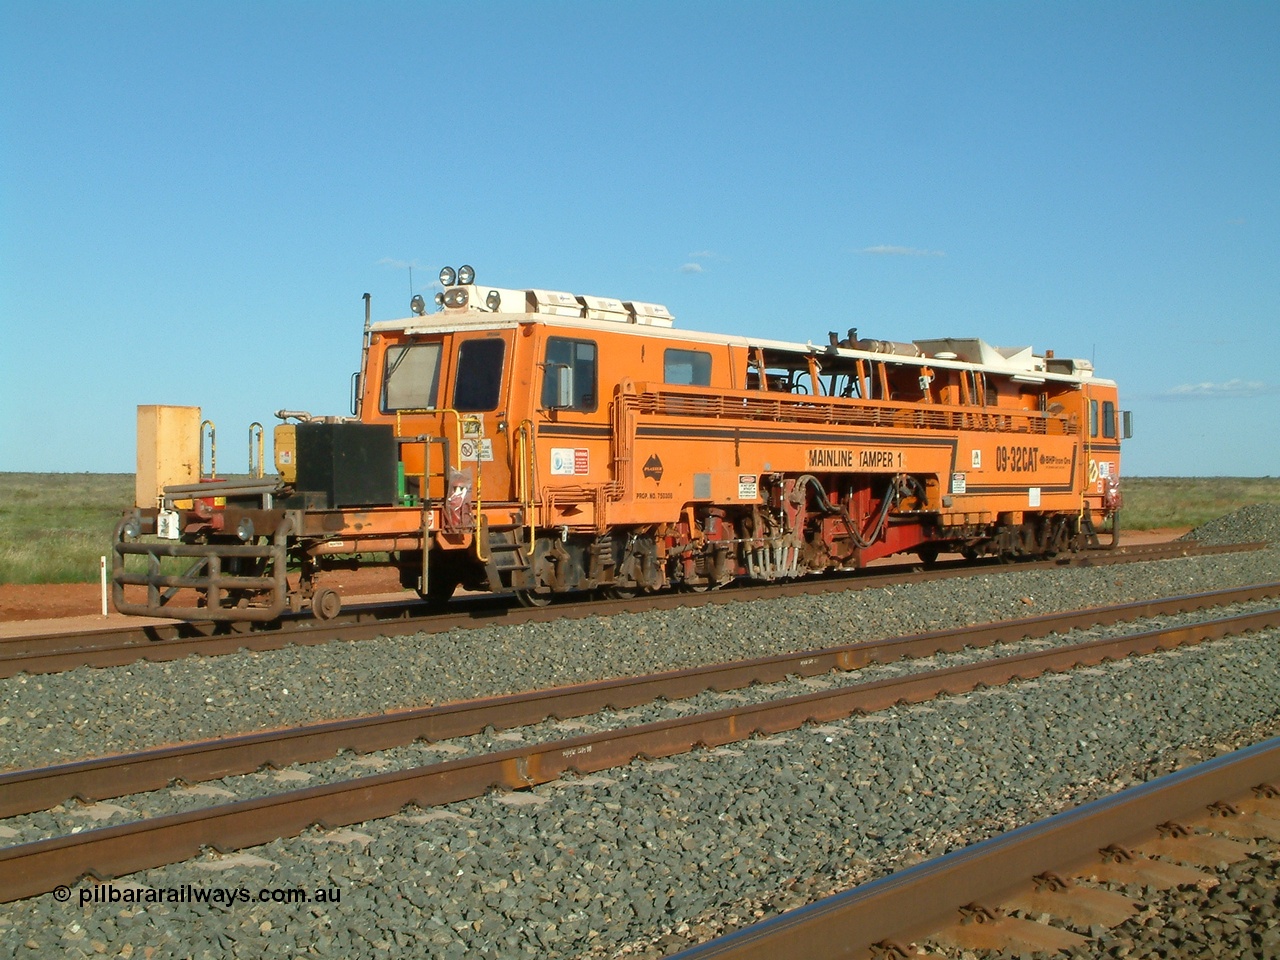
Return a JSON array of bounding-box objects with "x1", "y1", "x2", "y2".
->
[
  {"x1": 2, "y1": 473, "x2": 1277, "y2": 584},
  {"x1": 0, "y1": 473, "x2": 136, "y2": 584},
  {"x1": 1120, "y1": 477, "x2": 1280, "y2": 530}
]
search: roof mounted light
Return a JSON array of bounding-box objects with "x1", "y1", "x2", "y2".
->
[
  {"x1": 410, "y1": 294, "x2": 426, "y2": 316},
  {"x1": 439, "y1": 266, "x2": 457, "y2": 287},
  {"x1": 434, "y1": 292, "x2": 445, "y2": 306},
  {"x1": 457, "y1": 264, "x2": 475, "y2": 285},
  {"x1": 485, "y1": 289, "x2": 501, "y2": 311},
  {"x1": 444, "y1": 288, "x2": 469, "y2": 308}
]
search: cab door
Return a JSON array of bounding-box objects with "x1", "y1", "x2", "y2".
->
[
  {"x1": 535, "y1": 331, "x2": 607, "y2": 529},
  {"x1": 451, "y1": 333, "x2": 513, "y2": 503}
]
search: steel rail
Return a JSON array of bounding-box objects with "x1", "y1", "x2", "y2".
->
[
  {"x1": 2, "y1": 604, "x2": 1278, "y2": 903},
  {"x1": 2, "y1": 582, "x2": 1277, "y2": 820},
  {"x1": 0, "y1": 541, "x2": 1263, "y2": 679},
  {"x1": 665, "y1": 736, "x2": 1280, "y2": 959}
]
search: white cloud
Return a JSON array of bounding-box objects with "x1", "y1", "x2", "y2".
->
[
  {"x1": 678, "y1": 250, "x2": 723, "y2": 274},
  {"x1": 1160, "y1": 379, "x2": 1279, "y2": 399},
  {"x1": 377, "y1": 257, "x2": 421, "y2": 270},
  {"x1": 858, "y1": 245, "x2": 946, "y2": 257}
]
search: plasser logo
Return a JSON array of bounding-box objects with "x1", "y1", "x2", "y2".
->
[{"x1": 643, "y1": 454, "x2": 664, "y2": 482}]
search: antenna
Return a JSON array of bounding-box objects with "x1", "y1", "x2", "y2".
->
[{"x1": 409, "y1": 265, "x2": 414, "y2": 297}]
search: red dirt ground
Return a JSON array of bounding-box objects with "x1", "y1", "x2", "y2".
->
[
  {"x1": 0, "y1": 567, "x2": 408, "y2": 623},
  {"x1": 0, "y1": 529, "x2": 1191, "y2": 624}
]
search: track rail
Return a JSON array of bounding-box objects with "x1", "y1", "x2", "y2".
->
[
  {"x1": 2, "y1": 597, "x2": 1278, "y2": 903},
  {"x1": 667, "y1": 737, "x2": 1280, "y2": 959},
  {"x1": 0, "y1": 540, "x2": 1262, "y2": 678},
  {"x1": 1, "y1": 582, "x2": 1277, "y2": 821}
]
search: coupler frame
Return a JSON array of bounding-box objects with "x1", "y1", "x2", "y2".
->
[{"x1": 112, "y1": 515, "x2": 295, "y2": 622}]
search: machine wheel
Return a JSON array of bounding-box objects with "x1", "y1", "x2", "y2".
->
[
  {"x1": 515, "y1": 589, "x2": 553, "y2": 608},
  {"x1": 416, "y1": 573, "x2": 458, "y2": 609},
  {"x1": 312, "y1": 587, "x2": 342, "y2": 621}
]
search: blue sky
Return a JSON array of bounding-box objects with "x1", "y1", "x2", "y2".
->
[{"x1": 2, "y1": 1, "x2": 1277, "y2": 477}]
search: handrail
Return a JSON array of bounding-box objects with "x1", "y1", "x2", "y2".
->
[
  {"x1": 515, "y1": 419, "x2": 537, "y2": 545},
  {"x1": 248, "y1": 422, "x2": 264, "y2": 478},
  {"x1": 460, "y1": 414, "x2": 487, "y2": 562},
  {"x1": 628, "y1": 384, "x2": 1074, "y2": 436},
  {"x1": 199, "y1": 419, "x2": 216, "y2": 479},
  {"x1": 393, "y1": 408, "x2": 466, "y2": 475},
  {"x1": 393, "y1": 407, "x2": 471, "y2": 503}
]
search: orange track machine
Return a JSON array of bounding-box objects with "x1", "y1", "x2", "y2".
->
[{"x1": 113, "y1": 267, "x2": 1130, "y2": 621}]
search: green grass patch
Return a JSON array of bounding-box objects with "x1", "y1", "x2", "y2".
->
[
  {"x1": 1120, "y1": 477, "x2": 1280, "y2": 530},
  {"x1": 0, "y1": 473, "x2": 136, "y2": 584}
]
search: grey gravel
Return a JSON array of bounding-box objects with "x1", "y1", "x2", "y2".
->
[
  {"x1": 3, "y1": 594, "x2": 1279, "y2": 847},
  {"x1": 3, "y1": 508, "x2": 1280, "y2": 771},
  {"x1": 1058, "y1": 848, "x2": 1280, "y2": 960},
  {"x1": 1180, "y1": 502, "x2": 1280, "y2": 546},
  {"x1": 0, "y1": 506, "x2": 1278, "y2": 959}
]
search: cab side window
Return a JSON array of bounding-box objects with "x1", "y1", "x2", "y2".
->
[
  {"x1": 664, "y1": 348, "x2": 712, "y2": 386},
  {"x1": 1089, "y1": 399, "x2": 1099, "y2": 437},
  {"x1": 541, "y1": 337, "x2": 597, "y2": 412},
  {"x1": 665, "y1": 350, "x2": 716, "y2": 386},
  {"x1": 1102, "y1": 400, "x2": 1116, "y2": 439}
]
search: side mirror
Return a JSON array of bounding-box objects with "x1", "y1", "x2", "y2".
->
[
  {"x1": 349, "y1": 371, "x2": 361, "y2": 415},
  {"x1": 1122, "y1": 410, "x2": 1133, "y2": 439},
  {"x1": 555, "y1": 364, "x2": 575, "y2": 409}
]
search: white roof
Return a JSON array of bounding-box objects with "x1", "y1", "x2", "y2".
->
[{"x1": 370, "y1": 289, "x2": 1111, "y2": 386}]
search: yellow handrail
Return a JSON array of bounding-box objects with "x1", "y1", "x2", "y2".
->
[
  {"x1": 460, "y1": 414, "x2": 487, "y2": 562},
  {"x1": 394, "y1": 408, "x2": 467, "y2": 486},
  {"x1": 391, "y1": 408, "x2": 489, "y2": 560},
  {"x1": 516, "y1": 419, "x2": 537, "y2": 546}
]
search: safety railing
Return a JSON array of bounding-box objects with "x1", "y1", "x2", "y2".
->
[
  {"x1": 248, "y1": 422, "x2": 264, "y2": 478},
  {"x1": 515, "y1": 419, "x2": 538, "y2": 544},
  {"x1": 630, "y1": 385, "x2": 1072, "y2": 436},
  {"x1": 112, "y1": 515, "x2": 293, "y2": 622}
]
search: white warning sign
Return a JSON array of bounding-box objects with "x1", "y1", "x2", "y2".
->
[
  {"x1": 550, "y1": 447, "x2": 589, "y2": 476},
  {"x1": 459, "y1": 438, "x2": 493, "y2": 462}
]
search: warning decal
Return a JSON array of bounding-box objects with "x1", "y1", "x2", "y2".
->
[{"x1": 551, "y1": 448, "x2": 589, "y2": 476}]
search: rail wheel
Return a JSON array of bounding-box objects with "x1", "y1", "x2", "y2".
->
[
  {"x1": 915, "y1": 544, "x2": 941, "y2": 566},
  {"x1": 416, "y1": 570, "x2": 458, "y2": 609},
  {"x1": 515, "y1": 589, "x2": 553, "y2": 608},
  {"x1": 312, "y1": 587, "x2": 342, "y2": 621}
]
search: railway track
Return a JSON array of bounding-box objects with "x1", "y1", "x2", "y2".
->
[
  {"x1": 2, "y1": 582, "x2": 1278, "y2": 823},
  {"x1": 0, "y1": 539, "x2": 1259, "y2": 678},
  {"x1": 668, "y1": 736, "x2": 1280, "y2": 959},
  {"x1": 3, "y1": 588, "x2": 1277, "y2": 905}
]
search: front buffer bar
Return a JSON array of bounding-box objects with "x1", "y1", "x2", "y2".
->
[{"x1": 111, "y1": 516, "x2": 294, "y2": 622}]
